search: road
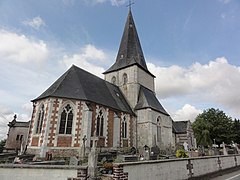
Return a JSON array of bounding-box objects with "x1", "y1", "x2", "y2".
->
[{"x1": 211, "y1": 169, "x2": 240, "y2": 180}]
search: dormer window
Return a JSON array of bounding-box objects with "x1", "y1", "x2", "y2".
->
[
  {"x1": 123, "y1": 73, "x2": 128, "y2": 85},
  {"x1": 112, "y1": 76, "x2": 116, "y2": 85}
]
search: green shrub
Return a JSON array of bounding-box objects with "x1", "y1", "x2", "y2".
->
[{"x1": 176, "y1": 149, "x2": 188, "y2": 158}]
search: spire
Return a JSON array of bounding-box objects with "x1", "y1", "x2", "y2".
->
[{"x1": 104, "y1": 10, "x2": 155, "y2": 77}]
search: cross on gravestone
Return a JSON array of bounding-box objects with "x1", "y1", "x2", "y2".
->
[
  {"x1": 82, "y1": 135, "x2": 87, "y2": 158},
  {"x1": 91, "y1": 136, "x2": 99, "y2": 150},
  {"x1": 186, "y1": 160, "x2": 193, "y2": 177}
]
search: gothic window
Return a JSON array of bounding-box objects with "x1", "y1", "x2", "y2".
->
[
  {"x1": 20, "y1": 135, "x2": 23, "y2": 141},
  {"x1": 112, "y1": 76, "x2": 116, "y2": 85},
  {"x1": 16, "y1": 135, "x2": 20, "y2": 141},
  {"x1": 123, "y1": 73, "x2": 128, "y2": 85},
  {"x1": 122, "y1": 116, "x2": 127, "y2": 138},
  {"x1": 59, "y1": 104, "x2": 74, "y2": 134},
  {"x1": 157, "y1": 116, "x2": 161, "y2": 142},
  {"x1": 36, "y1": 104, "x2": 44, "y2": 134},
  {"x1": 96, "y1": 109, "x2": 104, "y2": 137}
]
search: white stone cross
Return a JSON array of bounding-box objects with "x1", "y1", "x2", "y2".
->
[{"x1": 91, "y1": 136, "x2": 99, "y2": 150}]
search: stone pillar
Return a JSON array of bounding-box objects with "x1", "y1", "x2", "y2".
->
[
  {"x1": 77, "y1": 168, "x2": 88, "y2": 179},
  {"x1": 88, "y1": 137, "x2": 98, "y2": 180},
  {"x1": 40, "y1": 100, "x2": 52, "y2": 158},
  {"x1": 81, "y1": 102, "x2": 93, "y2": 150},
  {"x1": 113, "y1": 164, "x2": 128, "y2": 180}
]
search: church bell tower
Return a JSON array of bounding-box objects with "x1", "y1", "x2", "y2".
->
[
  {"x1": 104, "y1": 9, "x2": 172, "y2": 149},
  {"x1": 104, "y1": 9, "x2": 155, "y2": 109}
]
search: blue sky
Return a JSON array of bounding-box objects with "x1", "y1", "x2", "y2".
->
[{"x1": 0, "y1": 0, "x2": 240, "y2": 139}]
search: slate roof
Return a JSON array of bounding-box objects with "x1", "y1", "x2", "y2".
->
[
  {"x1": 33, "y1": 65, "x2": 134, "y2": 115},
  {"x1": 104, "y1": 10, "x2": 155, "y2": 77},
  {"x1": 135, "y1": 85, "x2": 169, "y2": 116},
  {"x1": 8, "y1": 120, "x2": 30, "y2": 128},
  {"x1": 172, "y1": 121, "x2": 188, "y2": 133}
]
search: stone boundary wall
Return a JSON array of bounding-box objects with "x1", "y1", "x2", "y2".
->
[
  {"x1": 0, "y1": 164, "x2": 87, "y2": 180},
  {"x1": 113, "y1": 155, "x2": 240, "y2": 180}
]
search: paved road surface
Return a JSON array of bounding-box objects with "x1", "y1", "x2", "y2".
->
[{"x1": 211, "y1": 169, "x2": 240, "y2": 180}]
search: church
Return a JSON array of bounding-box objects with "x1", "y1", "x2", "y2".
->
[{"x1": 27, "y1": 10, "x2": 174, "y2": 158}]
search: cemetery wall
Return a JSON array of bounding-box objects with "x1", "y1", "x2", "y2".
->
[
  {"x1": 0, "y1": 164, "x2": 83, "y2": 180},
  {"x1": 1, "y1": 155, "x2": 240, "y2": 180},
  {"x1": 113, "y1": 154, "x2": 240, "y2": 180}
]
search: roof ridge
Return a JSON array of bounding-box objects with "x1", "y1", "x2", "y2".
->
[{"x1": 52, "y1": 66, "x2": 73, "y2": 94}]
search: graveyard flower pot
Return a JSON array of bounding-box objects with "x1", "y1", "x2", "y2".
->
[{"x1": 103, "y1": 162, "x2": 113, "y2": 170}]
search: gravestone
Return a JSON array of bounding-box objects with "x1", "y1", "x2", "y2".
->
[
  {"x1": 88, "y1": 136, "x2": 98, "y2": 179},
  {"x1": 150, "y1": 146, "x2": 160, "y2": 160},
  {"x1": 130, "y1": 147, "x2": 137, "y2": 154},
  {"x1": 123, "y1": 155, "x2": 138, "y2": 162},
  {"x1": 222, "y1": 142, "x2": 228, "y2": 155},
  {"x1": 69, "y1": 156, "x2": 79, "y2": 166},
  {"x1": 232, "y1": 141, "x2": 240, "y2": 154},
  {"x1": 144, "y1": 145, "x2": 150, "y2": 160},
  {"x1": 183, "y1": 142, "x2": 189, "y2": 151}
]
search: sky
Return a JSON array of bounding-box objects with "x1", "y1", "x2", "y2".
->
[{"x1": 0, "y1": 0, "x2": 240, "y2": 140}]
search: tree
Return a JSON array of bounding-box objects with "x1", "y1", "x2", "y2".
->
[
  {"x1": 192, "y1": 108, "x2": 234, "y2": 147},
  {"x1": 232, "y1": 119, "x2": 240, "y2": 144},
  {"x1": 0, "y1": 139, "x2": 6, "y2": 153}
]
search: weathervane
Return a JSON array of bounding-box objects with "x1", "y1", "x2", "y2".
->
[{"x1": 126, "y1": 0, "x2": 134, "y2": 10}]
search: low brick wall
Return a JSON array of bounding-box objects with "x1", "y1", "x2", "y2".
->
[
  {"x1": 0, "y1": 164, "x2": 87, "y2": 180},
  {"x1": 113, "y1": 155, "x2": 240, "y2": 180}
]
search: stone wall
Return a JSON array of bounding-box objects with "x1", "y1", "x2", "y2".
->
[
  {"x1": 0, "y1": 164, "x2": 87, "y2": 180},
  {"x1": 136, "y1": 108, "x2": 173, "y2": 149},
  {"x1": 113, "y1": 155, "x2": 240, "y2": 180},
  {"x1": 5, "y1": 126, "x2": 29, "y2": 151}
]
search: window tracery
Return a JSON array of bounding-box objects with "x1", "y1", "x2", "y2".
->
[
  {"x1": 96, "y1": 109, "x2": 104, "y2": 136},
  {"x1": 59, "y1": 104, "x2": 73, "y2": 134},
  {"x1": 36, "y1": 104, "x2": 44, "y2": 134},
  {"x1": 122, "y1": 116, "x2": 127, "y2": 138}
]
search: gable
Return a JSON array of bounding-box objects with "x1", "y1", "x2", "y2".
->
[{"x1": 135, "y1": 85, "x2": 169, "y2": 116}]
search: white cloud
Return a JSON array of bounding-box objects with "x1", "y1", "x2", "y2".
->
[
  {"x1": 61, "y1": 44, "x2": 107, "y2": 78},
  {"x1": 171, "y1": 104, "x2": 202, "y2": 122},
  {"x1": 110, "y1": 0, "x2": 128, "y2": 6},
  {"x1": 83, "y1": 0, "x2": 128, "y2": 6},
  {"x1": 0, "y1": 30, "x2": 49, "y2": 63},
  {"x1": 148, "y1": 57, "x2": 240, "y2": 117},
  {"x1": 23, "y1": 16, "x2": 45, "y2": 29}
]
